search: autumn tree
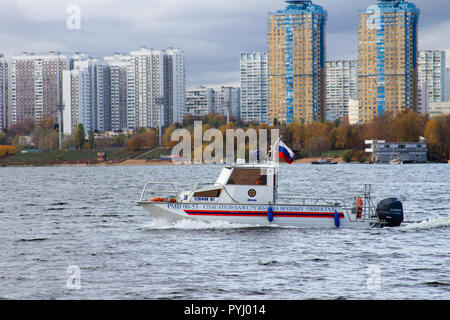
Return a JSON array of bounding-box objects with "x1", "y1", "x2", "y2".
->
[
  {"x1": 73, "y1": 124, "x2": 86, "y2": 150},
  {"x1": 389, "y1": 109, "x2": 426, "y2": 142},
  {"x1": 425, "y1": 115, "x2": 450, "y2": 161}
]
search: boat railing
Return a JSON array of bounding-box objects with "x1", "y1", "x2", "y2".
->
[
  {"x1": 349, "y1": 184, "x2": 379, "y2": 221},
  {"x1": 278, "y1": 184, "x2": 379, "y2": 222},
  {"x1": 140, "y1": 182, "x2": 180, "y2": 202}
]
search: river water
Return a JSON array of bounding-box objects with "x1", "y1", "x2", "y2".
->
[{"x1": 0, "y1": 164, "x2": 449, "y2": 300}]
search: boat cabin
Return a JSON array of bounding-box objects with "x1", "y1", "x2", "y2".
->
[{"x1": 180, "y1": 163, "x2": 278, "y2": 204}]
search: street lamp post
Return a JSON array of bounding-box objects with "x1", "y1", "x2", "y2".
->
[
  {"x1": 58, "y1": 103, "x2": 65, "y2": 150},
  {"x1": 157, "y1": 96, "x2": 164, "y2": 146}
]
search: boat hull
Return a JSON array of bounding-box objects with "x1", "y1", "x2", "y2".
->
[{"x1": 139, "y1": 201, "x2": 372, "y2": 229}]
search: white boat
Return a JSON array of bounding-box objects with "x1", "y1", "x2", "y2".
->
[
  {"x1": 389, "y1": 157, "x2": 402, "y2": 165},
  {"x1": 138, "y1": 161, "x2": 404, "y2": 229}
]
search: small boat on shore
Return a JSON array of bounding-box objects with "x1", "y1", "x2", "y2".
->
[
  {"x1": 311, "y1": 159, "x2": 338, "y2": 165},
  {"x1": 389, "y1": 157, "x2": 402, "y2": 165},
  {"x1": 138, "y1": 141, "x2": 404, "y2": 229}
]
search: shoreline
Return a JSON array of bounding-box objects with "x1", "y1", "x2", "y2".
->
[
  {"x1": 0, "y1": 156, "x2": 348, "y2": 167},
  {"x1": 2, "y1": 157, "x2": 447, "y2": 167}
]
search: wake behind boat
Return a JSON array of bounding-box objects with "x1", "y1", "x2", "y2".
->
[{"x1": 138, "y1": 141, "x2": 404, "y2": 229}]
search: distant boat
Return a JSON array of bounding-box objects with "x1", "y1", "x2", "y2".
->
[{"x1": 311, "y1": 159, "x2": 338, "y2": 165}]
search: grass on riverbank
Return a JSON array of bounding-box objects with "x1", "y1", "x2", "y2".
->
[{"x1": 0, "y1": 148, "x2": 143, "y2": 166}]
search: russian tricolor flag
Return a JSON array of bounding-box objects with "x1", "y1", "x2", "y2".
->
[{"x1": 278, "y1": 141, "x2": 295, "y2": 164}]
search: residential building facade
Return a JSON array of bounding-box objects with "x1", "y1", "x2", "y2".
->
[
  {"x1": 240, "y1": 52, "x2": 268, "y2": 123},
  {"x1": 211, "y1": 86, "x2": 241, "y2": 119},
  {"x1": 268, "y1": 0, "x2": 327, "y2": 124},
  {"x1": 348, "y1": 99, "x2": 360, "y2": 125},
  {"x1": 104, "y1": 53, "x2": 129, "y2": 131},
  {"x1": 62, "y1": 54, "x2": 107, "y2": 135},
  {"x1": 0, "y1": 54, "x2": 8, "y2": 130},
  {"x1": 164, "y1": 48, "x2": 186, "y2": 125},
  {"x1": 418, "y1": 50, "x2": 447, "y2": 113},
  {"x1": 429, "y1": 101, "x2": 450, "y2": 116},
  {"x1": 186, "y1": 86, "x2": 213, "y2": 116},
  {"x1": 326, "y1": 60, "x2": 358, "y2": 122},
  {"x1": 10, "y1": 52, "x2": 69, "y2": 125},
  {"x1": 127, "y1": 48, "x2": 164, "y2": 129},
  {"x1": 358, "y1": 0, "x2": 419, "y2": 123}
]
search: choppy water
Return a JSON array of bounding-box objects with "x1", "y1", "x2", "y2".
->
[{"x1": 0, "y1": 164, "x2": 449, "y2": 300}]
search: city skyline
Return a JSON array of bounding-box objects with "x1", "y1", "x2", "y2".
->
[{"x1": 0, "y1": 0, "x2": 449, "y2": 87}]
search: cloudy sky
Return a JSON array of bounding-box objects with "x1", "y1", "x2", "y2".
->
[{"x1": 1, "y1": 0, "x2": 449, "y2": 86}]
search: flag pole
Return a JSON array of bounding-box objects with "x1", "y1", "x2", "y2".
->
[{"x1": 269, "y1": 135, "x2": 282, "y2": 162}]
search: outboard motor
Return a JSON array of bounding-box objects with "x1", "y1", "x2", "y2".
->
[{"x1": 376, "y1": 198, "x2": 404, "y2": 227}]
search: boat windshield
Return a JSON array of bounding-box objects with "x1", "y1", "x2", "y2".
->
[{"x1": 227, "y1": 168, "x2": 267, "y2": 186}]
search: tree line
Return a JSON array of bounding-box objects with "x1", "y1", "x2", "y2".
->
[{"x1": 1, "y1": 110, "x2": 449, "y2": 162}]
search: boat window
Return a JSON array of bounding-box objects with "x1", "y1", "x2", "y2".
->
[
  {"x1": 193, "y1": 189, "x2": 222, "y2": 197},
  {"x1": 227, "y1": 168, "x2": 267, "y2": 186}
]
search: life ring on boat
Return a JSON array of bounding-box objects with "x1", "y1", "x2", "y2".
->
[
  {"x1": 150, "y1": 197, "x2": 168, "y2": 202},
  {"x1": 169, "y1": 198, "x2": 177, "y2": 203},
  {"x1": 355, "y1": 197, "x2": 363, "y2": 218}
]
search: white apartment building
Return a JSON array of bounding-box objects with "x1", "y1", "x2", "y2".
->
[
  {"x1": 240, "y1": 52, "x2": 268, "y2": 123},
  {"x1": 164, "y1": 48, "x2": 186, "y2": 125},
  {"x1": 326, "y1": 60, "x2": 358, "y2": 122},
  {"x1": 348, "y1": 99, "x2": 359, "y2": 125},
  {"x1": 418, "y1": 50, "x2": 447, "y2": 113},
  {"x1": 127, "y1": 48, "x2": 164, "y2": 129},
  {"x1": 447, "y1": 68, "x2": 450, "y2": 103},
  {"x1": 429, "y1": 101, "x2": 450, "y2": 116},
  {"x1": 221, "y1": 86, "x2": 240, "y2": 119},
  {"x1": 96, "y1": 63, "x2": 111, "y2": 132},
  {"x1": 186, "y1": 86, "x2": 213, "y2": 116},
  {"x1": 0, "y1": 54, "x2": 7, "y2": 130},
  {"x1": 418, "y1": 83, "x2": 430, "y2": 114},
  {"x1": 211, "y1": 86, "x2": 240, "y2": 119},
  {"x1": 104, "y1": 53, "x2": 129, "y2": 131},
  {"x1": 10, "y1": 52, "x2": 69, "y2": 126},
  {"x1": 62, "y1": 54, "x2": 110, "y2": 135}
]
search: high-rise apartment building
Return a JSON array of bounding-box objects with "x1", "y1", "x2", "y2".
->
[
  {"x1": 240, "y1": 52, "x2": 268, "y2": 123},
  {"x1": 0, "y1": 54, "x2": 8, "y2": 130},
  {"x1": 211, "y1": 86, "x2": 241, "y2": 119},
  {"x1": 96, "y1": 63, "x2": 111, "y2": 132},
  {"x1": 418, "y1": 50, "x2": 446, "y2": 105},
  {"x1": 326, "y1": 60, "x2": 358, "y2": 121},
  {"x1": 348, "y1": 99, "x2": 360, "y2": 125},
  {"x1": 62, "y1": 54, "x2": 109, "y2": 134},
  {"x1": 447, "y1": 68, "x2": 450, "y2": 103},
  {"x1": 268, "y1": 0, "x2": 327, "y2": 124},
  {"x1": 446, "y1": 50, "x2": 450, "y2": 102},
  {"x1": 164, "y1": 48, "x2": 186, "y2": 125},
  {"x1": 221, "y1": 86, "x2": 241, "y2": 119},
  {"x1": 186, "y1": 86, "x2": 213, "y2": 116},
  {"x1": 104, "y1": 53, "x2": 129, "y2": 131},
  {"x1": 127, "y1": 48, "x2": 164, "y2": 129},
  {"x1": 358, "y1": 0, "x2": 419, "y2": 123},
  {"x1": 10, "y1": 52, "x2": 69, "y2": 125}
]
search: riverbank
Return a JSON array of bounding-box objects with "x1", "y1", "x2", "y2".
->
[{"x1": 0, "y1": 156, "x2": 344, "y2": 167}]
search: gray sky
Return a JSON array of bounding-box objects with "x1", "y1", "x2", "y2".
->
[{"x1": 1, "y1": 0, "x2": 449, "y2": 86}]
